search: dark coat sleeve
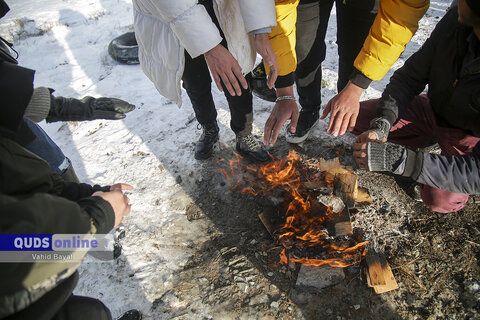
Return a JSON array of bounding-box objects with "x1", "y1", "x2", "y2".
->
[
  {"x1": 374, "y1": 9, "x2": 454, "y2": 125},
  {"x1": 60, "y1": 182, "x2": 110, "y2": 202},
  {"x1": 416, "y1": 143, "x2": 480, "y2": 194}
]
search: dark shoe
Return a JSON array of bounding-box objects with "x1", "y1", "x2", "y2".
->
[
  {"x1": 117, "y1": 309, "x2": 142, "y2": 320},
  {"x1": 236, "y1": 134, "x2": 270, "y2": 162},
  {"x1": 195, "y1": 123, "x2": 219, "y2": 160},
  {"x1": 246, "y1": 63, "x2": 276, "y2": 102},
  {"x1": 285, "y1": 110, "x2": 319, "y2": 144},
  {"x1": 407, "y1": 182, "x2": 423, "y2": 202}
]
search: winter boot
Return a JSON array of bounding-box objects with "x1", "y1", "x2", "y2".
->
[
  {"x1": 246, "y1": 62, "x2": 276, "y2": 102},
  {"x1": 117, "y1": 309, "x2": 142, "y2": 320},
  {"x1": 285, "y1": 109, "x2": 319, "y2": 144},
  {"x1": 195, "y1": 122, "x2": 219, "y2": 160}
]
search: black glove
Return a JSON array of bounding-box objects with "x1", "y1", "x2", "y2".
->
[{"x1": 46, "y1": 95, "x2": 135, "y2": 122}]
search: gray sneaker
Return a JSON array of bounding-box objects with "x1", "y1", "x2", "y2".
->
[{"x1": 235, "y1": 134, "x2": 270, "y2": 162}]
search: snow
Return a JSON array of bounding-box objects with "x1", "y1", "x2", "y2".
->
[{"x1": 0, "y1": 0, "x2": 453, "y2": 318}]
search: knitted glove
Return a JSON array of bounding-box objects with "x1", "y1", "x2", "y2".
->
[
  {"x1": 367, "y1": 142, "x2": 407, "y2": 173},
  {"x1": 367, "y1": 141, "x2": 424, "y2": 179},
  {"x1": 366, "y1": 117, "x2": 391, "y2": 142},
  {"x1": 46, "y1": 96, "x2": 135, "y2": 122}
]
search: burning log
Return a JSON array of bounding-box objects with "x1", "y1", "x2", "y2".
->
[{"x1": 365, "y1": 249, "x2": 398, "y2": 294}]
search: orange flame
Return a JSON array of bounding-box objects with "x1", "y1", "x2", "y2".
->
[{"x1": 218, "y1": 150, "x2": 367, "y2": 268}]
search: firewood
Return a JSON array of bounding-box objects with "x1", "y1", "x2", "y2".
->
[{"x1": 366, "y1": 250, "x2": 398, "y2": 294}]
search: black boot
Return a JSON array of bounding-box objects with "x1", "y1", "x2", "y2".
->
[
  {"x1": 117, "y1": 309, "x2": 142, "y2": 320},
  {"x1": 246, "y1": 62, "x2": 276, "y2": 102},
  {"x1": 195, "y1": 122, "x2": 219, "y2": 160}
]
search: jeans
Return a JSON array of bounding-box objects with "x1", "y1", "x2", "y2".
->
[{"x1": 24, "y1": 118, "x2": 69, "y2": 175}]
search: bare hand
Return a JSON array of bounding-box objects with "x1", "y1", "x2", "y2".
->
[
  {"x1": 204, "y1": 44, "x2": 248, "y2": 96},
  {"x1": 254, "y1": 33, "x2": 278, "y2": 89},
  {"x1": 264, "y1": 99, "x2": 299, "y2": 146},
  {"x1": 353, "y1": 141, "x2": 369, "y2": 169},
  {"x1": 93, "y1": 190, "x2": 131, "y2": 227},
  {"x1": 320, "y1": 81, "x2": 364, "y2": 136}
]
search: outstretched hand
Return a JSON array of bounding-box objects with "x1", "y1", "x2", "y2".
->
[
  {"x1": 253, "y1": 33, "x2": 278, "y2": 89},
  {"x1": 320, "y1": 81, "x2": 364, "y2": 136},
  {"x1": 204, "y1": 44, "x2": 248, "y2": 96},
  {"x1": 93, "y1": 183, "x2": 134, "y2": 227},
  {"x1": 264, "y1": 96, "x2": 299, "y2": 146}
]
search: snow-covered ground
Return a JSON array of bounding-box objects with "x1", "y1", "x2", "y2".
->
[{"x1": 0, "y1": 0, "x2": 453, "y2": 318}]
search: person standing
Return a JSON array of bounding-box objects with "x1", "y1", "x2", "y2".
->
[{"x1": 133, "y1": 0, "x2": 279, "y2": 161}]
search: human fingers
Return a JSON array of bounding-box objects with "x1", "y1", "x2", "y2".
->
[
  {"x1": 110, "y1": 183, "x2": 134, "y2": 191},
  {"x1": 266, "y1": 63, "x2": 278, "y2": 89},
  {"x1": 320, "y1": 101, "x2": 331, "y2": 120},
  {"x1": 232, "y1": 66, "x2": 248, "y2": 91},
  {"x1": 225, "y1": 70, "x2": 242, "y2": 96},
  {"x1": 289, "y1": 104, "x2": 300, "y2": 133},
  {"x1": 348, "y1": 112, "x2": 358, "y2": 133},
  {"x1": 264, "y1": 116, "x2": 276, "y2": 145},
  {"x1": 220, "y1": 72, "x2": 237, "y2": 96},
  {"x1": 211, "y1": 70, "x2": 224, "y2": 93},
  {"x1": 327, "y1": 107, "x2": 342, "y2": 136},
  {"x1": 270, "y1": 120, "x2": 283, "y2": 146},
  {"x1": 338, "y1": 113, "x2": 352, "y2": 136}
]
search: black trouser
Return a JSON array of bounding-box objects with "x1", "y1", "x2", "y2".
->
[
  {"x1": 5, "y1": 272, "x2": 112, "y2": 320},
  {"x1": 295, "y1": 0, "x2": 378, "y2": 112},
  {"x1": 181, "y1": 0, "x2": 253, "y2": 134}
]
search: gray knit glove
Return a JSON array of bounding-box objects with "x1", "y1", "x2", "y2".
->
[
  {"x1": 366, "y1": 117, "x2": 391, "y2": 141},
  {"x1": 367, "y1": 142, "x2": 407, "y2": 173}
]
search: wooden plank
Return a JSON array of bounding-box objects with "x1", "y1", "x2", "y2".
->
[
  {"x1": 355, "y1": 187, "x2": 373, "y2": 206},
  {"x1": 334, "y1": 172, "x2": 358, "y2": 208},
  {"x1": 366, "y1": 250, "x2": 399, "y2": 294}
]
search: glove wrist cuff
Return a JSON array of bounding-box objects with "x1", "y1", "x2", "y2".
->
[{"x1": 24, "y1": 87, "x2": 52, "y2": 123}]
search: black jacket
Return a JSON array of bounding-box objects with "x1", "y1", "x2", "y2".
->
[
  {"x1": 375, "y1": 7, "x2": 480, "y2": 194},
  {"x1": 0, "y1": 43, "x2": 115, "y2": 319}
]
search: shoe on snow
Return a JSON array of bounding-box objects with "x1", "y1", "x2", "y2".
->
[{"x1": 235, "y1": 134, "x2": 270, "y2": 162}]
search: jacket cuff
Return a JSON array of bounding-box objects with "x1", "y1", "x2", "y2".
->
[
  {"x1": 24, "y1": 87, "x2": 52, "y2": 123},
  {"x1": 402, "y1": 149, "x2": 424, "y2": 180},
  {"x1": 275, "y1": 72, "x2": 295, "y2": 88},
  {"x1": 349, "y1": 68, "x2": 373, "y2": 90},
  {"x1": 375, "y1": 95, "x2": 399, "y2": 127},
  {"x1": 79, "y1": 196, "x2": 115, "y2": 234}
]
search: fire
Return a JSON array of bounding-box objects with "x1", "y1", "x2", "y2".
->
[{"x1": 218, "y1": 150, "x2": 367, "y2": 268}]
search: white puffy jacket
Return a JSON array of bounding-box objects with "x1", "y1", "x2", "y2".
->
[{"x1": 133, "y1": 0, "x2": 277, "y2": 107}]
